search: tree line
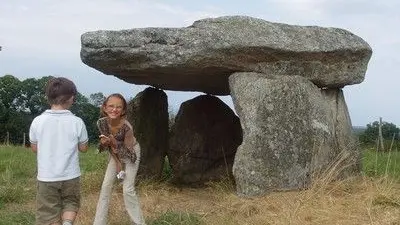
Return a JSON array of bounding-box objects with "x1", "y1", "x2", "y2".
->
[
  {"x1": 1, "y1": 74, "x2": 399, "y2": 147},
  {"x1": 359, "y1": 121, "x2": 399, "y2": 143},
  {"x1": 0, "y1": 74, "x2": 107, "y2": 145}
]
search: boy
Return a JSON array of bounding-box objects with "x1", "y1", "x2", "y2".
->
[{"x1": 29, "y1": 77, "x2": 89, "y2": 225}]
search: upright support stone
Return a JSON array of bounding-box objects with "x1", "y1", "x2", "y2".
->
[
  {"x1": 229, "y1": 72, "x2": 359, "y2": 196},
  {"x1": 321, "y1": 89, "x2": 360, "y2": 176},
  {"x1": 168, "y1": 95, "x2": 242, "y2": 186},
  {"x1": 127, "y1": 87, "x2": 169, "y2": 180}
]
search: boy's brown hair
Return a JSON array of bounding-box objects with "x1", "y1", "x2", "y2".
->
[{"x1": 45, "y1": 77, "x2": 77, "y2": 105}]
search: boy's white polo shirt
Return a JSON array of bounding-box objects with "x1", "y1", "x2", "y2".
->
[{"x1": 29, "y1": 110, "x2": 88, "y2": 182}]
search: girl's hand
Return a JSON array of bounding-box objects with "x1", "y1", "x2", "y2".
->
[{"x1": 99, "y1": 135, "x2": 111, "y2": 146}]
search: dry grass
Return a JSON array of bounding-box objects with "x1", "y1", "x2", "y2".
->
[
  {"x1": 2, "y1": 146, "x2": 399, "y2": 225},
  {"x1": 71, "y1": 176, "x2": 400, "y2": 225}
]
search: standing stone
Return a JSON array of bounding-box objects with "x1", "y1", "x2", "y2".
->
[
  {"x1": 229, "y1": 72, "x2": 359, "y2": 196},
  {"x1": 127, "y1": 87, "x2": 169, "y2": 180},
  {"x1": 320, "y1": 89, "x2": 360, "y2": 176},
  {"x1": 169, "y1": 95, "x2": 242, "y2": 186}
]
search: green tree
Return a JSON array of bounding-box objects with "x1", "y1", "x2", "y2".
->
[
  {"x1": 0, "y1": 75, "x2": 25, "y2": 144},
  {"x1": 71, "y1": 93, "x2": 100, "y2": 144},
  {"x1": 19, "y1": 76, "x2": 52, "y2": 118},
  {"x1": 89, "y1": 92, "x2": 106, "y2": 107},
  {"x1": 0, "y1": 75, "x2": 23, "y2": 110},
  {"x1": 359, "y1": 120, "x2": 400, "y2": 144},
  {"x1": 0, "y1": 75, "x2": 102, "y2": 145}
]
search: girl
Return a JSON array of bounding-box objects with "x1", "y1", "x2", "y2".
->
[
  {"x1": 93, "y1": 93, "x2": 146, "y2": 225},
  {"x1": 97, "y1": 116, "x2": 125, "y2": 180}
]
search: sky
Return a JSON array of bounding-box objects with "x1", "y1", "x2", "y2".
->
[{"x1": 0, "y1": 0, "x2": 399, "y2": 126}]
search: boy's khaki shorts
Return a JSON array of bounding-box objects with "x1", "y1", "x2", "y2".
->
[{"x1": 36, "y1": 177, "x2": 81, "y2": 225}]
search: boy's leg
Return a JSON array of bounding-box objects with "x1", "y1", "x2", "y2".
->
[
  {"x1": 122, "y1": 148, "x2": 146, "y2": 225},
  {"x1": 93, "y1": 157, "x2": 117, "y2": 225},
  {"x1": 61, "y1": 214, "x2": 75, "y2": 225},
  {"x1": 61, "y1": 177, "x2": 80, "y2": 224},
  {"x1": 36, "y1": 181, "x2": 62, "y2": 225}
]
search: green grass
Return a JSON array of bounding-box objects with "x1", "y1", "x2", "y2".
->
[
  {"x1": 161, "y1": 156, "x2": 173, "y2": 181},
  {"x1": 0, "y1": 146, "x2": 37, "y2": 206},
  {"x1": 80, "y1": 147, "x2": 109, "y2": 194},
  {"x1": 0, "y1": 185, "x2": 29, "y2": 206},
  {"x1": 149, "y1": 211, "x2": 203, "y2": 225},
  {"x1": 0, "y1": 146, "x2": 36, "y2": 180},
  {"x1": 0, "y1": 145, "x2": 108, "y2": 205},
  {"x1": 362, "y1": 148, "x2": 400, "y2": 179},
  {"x1": 0, "y1": 145, "x2": 107, "y2": 224},
  {"x1": 80, "y1": 147, "x2": 108, "y2": 172},
  {"x1": 1, "y1": 144, "x2": 400, "y2": 224},
  {"x1": 0, "y1": 211, "x2": 35, "y2": 225}
]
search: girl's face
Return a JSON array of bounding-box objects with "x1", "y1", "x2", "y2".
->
[{"x1": 103, "y1": 96, "x2": 125, "y2": 120}]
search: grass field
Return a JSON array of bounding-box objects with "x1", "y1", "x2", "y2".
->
[{"x1": 0, "y1": 145, "x2": 399, "y2": 225}]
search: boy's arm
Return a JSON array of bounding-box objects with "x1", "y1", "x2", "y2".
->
[
  {"x1": 29, "y1": 119, "x2": 38, "y2": 153},
  {"x1": 79, "y1": 142, "x2": 88, "y2": 152},
  {"x1": 30, "y1": 143, "x2": 38, "y2": 153},
  {"x1": 78, "y1": 118, "x2": 89, "y2": 152}
]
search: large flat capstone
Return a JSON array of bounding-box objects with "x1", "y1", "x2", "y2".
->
[{"x1": 80, "y1": 16, "x2": 372, "y2": 95}]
